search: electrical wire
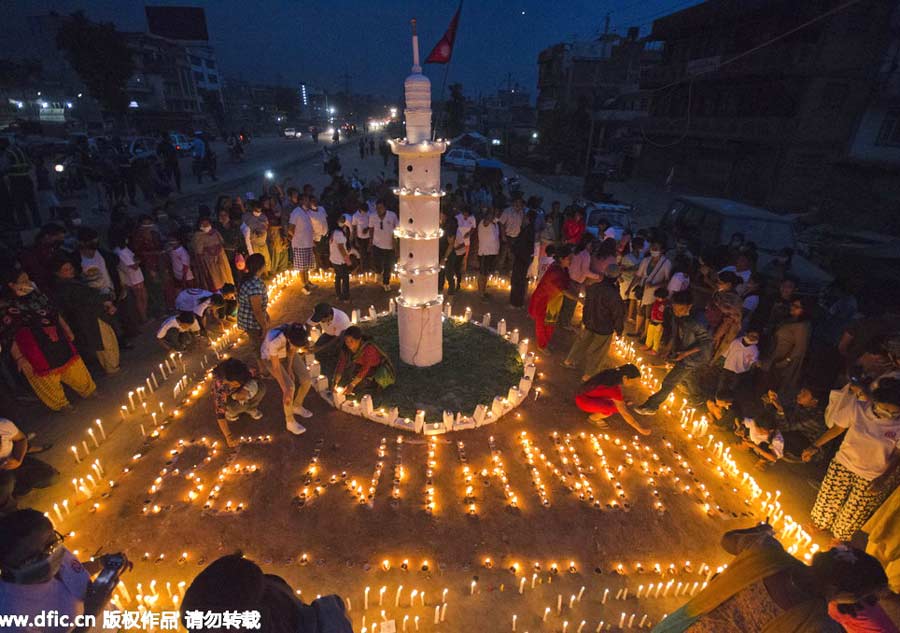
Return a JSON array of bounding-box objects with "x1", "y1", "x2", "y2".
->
[{"x1": 638, "y1": 0, "x2": 865, "y2": 147}]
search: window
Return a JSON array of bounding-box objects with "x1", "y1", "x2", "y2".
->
[{"x1": 876, "y1": 108, "x2": 900, "y2": 147}]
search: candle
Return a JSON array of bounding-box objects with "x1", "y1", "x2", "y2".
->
[
  {"x1": 433, "y1": 606, "x2": 440, "y2": 624},
  {"x1": 557, "y1": 594, "x2": 562, "y2": 613},
  {"x1": 70, "y1": 446, "x2": 81, "y2": 463},
  {"x1": 414, "y1": 616, "x2": 419, "y2": 631},
  {"x1": 120, "y1": 406, "x2": 127, "y2": 421},
  {"x1": 577, "y1": 622, "x2": 586, "y2": 633},
  {"x1": 470, "y1": 580, "x2": 476, "y2": 596},
  {"x1": 568, "y1": 594, "x2": 576, "y2": 609},
  {"x1": 146, "y1": 377, "x2": 153, "y2": 393},
  {"x1": 602, "y1": 588, "x2": 609, "y2": 604},
  {"x1": 364, "y1": 587, "x2": 370, "y2": 610},
  {"x1": 53, "y1": 503, "x2": 63, "y2": 522},
  {"x1": 379, "y1": 586, "x2": 386, "y2": 606},
  {"x1": 543, "y1": 607, "x2": 551, "y2": 622},
  {"x1": 87, "y1": 429, "x2": 99, "y2": 448},
  {"x1": 152, "y1": 372, "x2": 159, "y2": 389},
  {"x1": 81, "y1": 440, "x2": 90, "y2": 456},
  {"x1": 62, "y1": 499, "x2": 70, "y2": 515},
  {"x1": 640, "y1": 615, "x2": 648, "y2": 627},
  {"x1": 440, "y1": 603, "x2": 447, "y2": 622},
  {"x1": 128, "y1": 391, "x2": 136, "y2": 410},
  {"x1": 94, "y1": 459, "x2": 104, "y2": 476},
  {"x1": 577, "y1": 586, "x2": 585, "y2": 602},
  {"x1": 140, "y1": 425, "x2": 146, "y2": 437},
  {"x1": 511, "y1": 614, "x2": 517, "y2": 631},
  {"x1": 402, "y1": 615, "x2": 408, "y2": 631},
  {"x1": 95, "y1": 419, "x2": 106, "y2": 439},
  {"x1": 442, "y1": 588, "x2": 448, "y2": 603},
  {"x1": 159, "y1": 364, "x2": 167, "y2": 380},
  {"x1": 395, "y1": 585, "x2": 403, "y2": 607},
  {"x1": 628, "y1": 613, "x2": 635, "y2": 628},
  {"x1": 410, "y1": 589, "x2": 418, "y2": 607},
  {"x1": 531, "y1": 573, "x2": 538, "y2": 589},
  {"x1": 619, "y1": 613, "x2": 626, "y2": 628},
  {"x1": 118, "y1": 581, "x2": 132, "y2": 603}
]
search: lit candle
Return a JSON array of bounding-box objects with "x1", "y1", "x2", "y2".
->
[
  {"x1": 577, "y1": 586, "x2": 585, "y2": 602},
  {"x1": 440, "y1": 603, "x2": 447, "y2": 622},
  {"x1": 395, "y1": 585, "x2": 403, "y2": 607},
  {"x1": 364, "y1": 587, "x2": 370, "y2": 610},
  {"x1": 639, "y1": 614, "x2": 648, "y2": 627},
  {"x1": 70, "y1": 445, "x2": 81, "y2": 463},
  {"x1": 128, "y1": 391, "x2": 136, "y2": 410},
  {"x1": 152, "y1": 372, "x2": 159, "y2": 389},
  {"x1": 379, "y1": 586, "x2": 386, "y2": 606},
  {"x1": 62, "y1": 499, "x2": 70, "y2": 515},
  {"x1": 87, "y1": 429, "x2": 99, "y2": 448},
  {"x1": 53, "y1": 503, "x2": 63, "y2": 522},
  {"x1": 628, "y1": 613, "x2": 635, "y2": 628},
  {"x1": 557, "y1": 594, "x2": 562, "y2": 613},
  {"x1": 619, "y1": 613, "x2": 626, "y2": 629},
  {"x1": 470, "y1": 580, "x2": 476, "y2": 596},
  {"x1": 602, "y1": 588, "x2": 609, "y2": 604},
  {"x1": 410, "y1": 589, "x2": 418, "y2": 607},
  {"x1": 511, "y1": 614, "x2": 517, "y2": 631},
  {"x1": 402, "y1": 615, "x2": 408, "y2": 632},
  {"x1": 543, "y1": 607, "x2": 551, "y2": 622},
  {"x1": 95, "y1": 419, "x2": 106, "y2": 440},
  {"x1": 414, "y1": 616, "x2": 419, "y2": 631},
  {"x1": 433, "y1": 606, "x2": 440, "y2": 624}
]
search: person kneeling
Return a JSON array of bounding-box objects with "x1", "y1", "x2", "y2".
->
[
  {"x1": 737, "y1": 413, "x2": 785, "y2": 471},
  {"x1": 262, "y1": 322, "x2": 313, "y2": 436},
  {"x1": 157, "y1": 311, "x2": 201, "y2": 351},
  {"x1": 575, "y1": 364, "x2": 651, "y2": 435},
  {"x1": 332, "y1": 326, "x2": 394, "y2": 395},
  {"x1": 0, "y1": 418, "x2": 58, "y2": 514},
  {"x1": 211, "y1": 358, "x2": 267, "y2": 447}
]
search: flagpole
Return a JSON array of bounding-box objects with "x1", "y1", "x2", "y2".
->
[{"x1": 432, "y1": 0, "x2": 462, "y2": 141}]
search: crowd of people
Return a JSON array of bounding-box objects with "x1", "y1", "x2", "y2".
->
[{"x1": 0, "y1": 134, "x2": 899, "y2": 631}]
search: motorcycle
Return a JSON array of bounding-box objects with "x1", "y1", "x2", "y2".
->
[{"x1": 192, "y1": 150, "x2": 218, "y2": 182}]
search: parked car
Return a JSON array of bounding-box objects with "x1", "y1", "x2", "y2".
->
[
  {"x1": 443, "y1": 149, "x2": 479, "y2": 171},
  {"x1": 283, "y1": 128, "x2": 299, "y2": 138},
  {"x1": 169, "y1": 133, "x2": 192, "y2": 156},
  {"x1": 582, "y1": 202, "x2": 635, "y2": 241},
  {"x1": 659, "y1": 196, "x2": 833, "y2": 294}
]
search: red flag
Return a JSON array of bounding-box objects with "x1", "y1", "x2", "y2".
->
[{"x1": 425, "y1": 5, "x2": 462, "y2": 64}]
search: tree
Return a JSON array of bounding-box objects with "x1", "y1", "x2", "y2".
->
[
  {"x1": 445, "y1": 83, "x2": 465, "y2": 138},
  {"x1": 56, "y1": 11, "x2": 134, "y2": 115}
]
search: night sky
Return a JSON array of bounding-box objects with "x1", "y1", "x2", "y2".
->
[{"x1": 4, "y1": 0, "x2": 704, "y2": 99}]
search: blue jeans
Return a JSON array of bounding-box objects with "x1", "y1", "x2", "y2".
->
[{"x1": 643, "y1": 362, "x2": 705, "y2": 410}]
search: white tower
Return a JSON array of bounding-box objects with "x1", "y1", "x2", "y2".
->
[{"x1": 391, "y1": 19, "x2": 448, "y2": 367}]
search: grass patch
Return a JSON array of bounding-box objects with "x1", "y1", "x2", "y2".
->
[{"x1": 326, "y1": 317, "x2": 523, "y2": 420}]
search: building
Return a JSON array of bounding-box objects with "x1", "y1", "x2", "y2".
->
[{"x1": 636, "y1": 0, "x2": 898, "y2": 221}]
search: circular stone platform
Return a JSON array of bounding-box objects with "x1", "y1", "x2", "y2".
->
[{"x1": 316, "y1": 315, "x2": 534, "y2": 433}]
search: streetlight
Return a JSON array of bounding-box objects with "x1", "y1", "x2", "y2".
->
[{"x1": 328, "y1": 106, "x2": 336, "y2": 115}]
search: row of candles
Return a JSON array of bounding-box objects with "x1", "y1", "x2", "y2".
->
[{"x1": 612, "y1": 335, "x2": 822, "y2": 560}]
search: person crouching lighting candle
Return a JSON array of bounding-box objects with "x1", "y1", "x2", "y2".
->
[
  {"x1": 180, "y1": 554, "x2": 351, "y2": 632},
  {"x1": 574, "y1": 364, "x2": 651, "y2": 435},
  {"x1": 332, "y1": 327, "x2": 395, "y2": 396},
  {"x1": 209, "y1": 359, "x2": 267, "y2": 448}
]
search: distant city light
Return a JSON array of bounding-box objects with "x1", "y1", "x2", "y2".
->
[
  {"x1": 328, "y1": 106, "x2": 336, "y2": 115},
  {"x1": 39, "y1": 101, "x2": 49, "y2": 109},
  {"x1": 54, "y1": 164, "x2": 65, "y2": 173},
  {"x1": 491, "y1": 138, "x2": 501, "y2": 146},
  {"x1": 129, "y1": 100, "x2": 139, "y2": 108},
  {"x1": 389, "y1": 107, "x2": 398, "y2": 118},
  {"x1": 531, "y1": 131, "x2": 539, "y2": 139},
  {"x1": 77, "y1": 93, "x2": 83, "y2": 98},
  {"x1": 66, "y1": 102, "x2": 73, "y2": 109}
]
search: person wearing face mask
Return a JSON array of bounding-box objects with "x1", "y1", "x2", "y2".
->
[
  {"x1": 242, "y1": 201, "x2": 272, "y2": 276},
  {"x1": 19, "y1": 224, "x2": 66, "y2": 292},
  {"x1": 802, "y1": 378, "x2": 900, "y2": 543},
  {"x1": 629, "y1": 241, "x2": 672, "y2": 339},
  {"x1": 76, "y1": 227, "x2": 115, "y2": 298},
  {"x1": 0, "y1": 509, "x2": 130, "y2": 633},
  {"x1": 191, "y1": 217, "x2": 234, "y2": 293},
  {"x1": 0, "y1": 268, "x2": 96, "y2": 411}
]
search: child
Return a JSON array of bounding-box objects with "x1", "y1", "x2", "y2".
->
[
  {"x1": 156, "y1": 311, "x2": 201, "y2": 351},
  {"x1": 168, "y1": 234, "x2": 195, "y2": 292},
  {"x1": 643, "y1": 287, "x2": 668, "y2": 354},
  {"x1": 736, "y1": 413, "x2": 784, "y2": 470},
  {"x1": 718, "y1": 330, "x2": 759, "y2": 393}
]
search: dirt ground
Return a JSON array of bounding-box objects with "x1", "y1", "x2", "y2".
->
[{"x1": 21, "y1": 269, "x2": 836, "y2": 633}]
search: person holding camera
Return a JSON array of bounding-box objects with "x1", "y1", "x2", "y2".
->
[{"x1": 0, "y1": 509, "x2": 130, "y2": 632}]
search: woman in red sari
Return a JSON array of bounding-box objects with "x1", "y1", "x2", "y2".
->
[{"x1": 528, "y1": 244, "x2": 579, "y2": 351}]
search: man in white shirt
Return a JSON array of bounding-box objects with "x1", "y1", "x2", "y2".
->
[
  {"x1": 287, "y1": 188, "x2": 316, "y2": 294},
  {"x1": 0, "y1": 509, "x2": 130, "y2": 633},
  {"x1": 351, "y1": 202, "x2": 372, "y2": 272},
  {"x1": 0, "y1": 419, "x2": 58, "y2": 513},
  {"x1": 370, "y1": 200, "x2": 398, "y2": 291},
  {"x1": 497, "y1": 196, "x2": 525, "y2": 272},
  {"x1": 156, "y1": 312, "x2": 201, "y2": 351},
  {"x1": 174, "y1": 286, "x2": 236, "y2": 334},
  {"x1": 260, "y1": 322, "x2": 312, "y2": 435},
  {"x1": 307, "y1": 302, "x2": 351, "y2": 359},
  {"x1": 77, "y1": 229, "x2": 114, "y2": 295},
  {"x1": 308, "y1": 195, "x2": 329, "y2": 273},
  {"x1": 476, "y1": 210, "x2": 500, "y2": 298}
]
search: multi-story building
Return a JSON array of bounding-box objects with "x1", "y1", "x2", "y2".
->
[{"x1": 636, "y1": 0, "x2": 897, "y2": 218}]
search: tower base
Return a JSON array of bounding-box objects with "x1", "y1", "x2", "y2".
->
[{"x1": 398, "y1": 303, "x2": 443, "y2": 367}]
